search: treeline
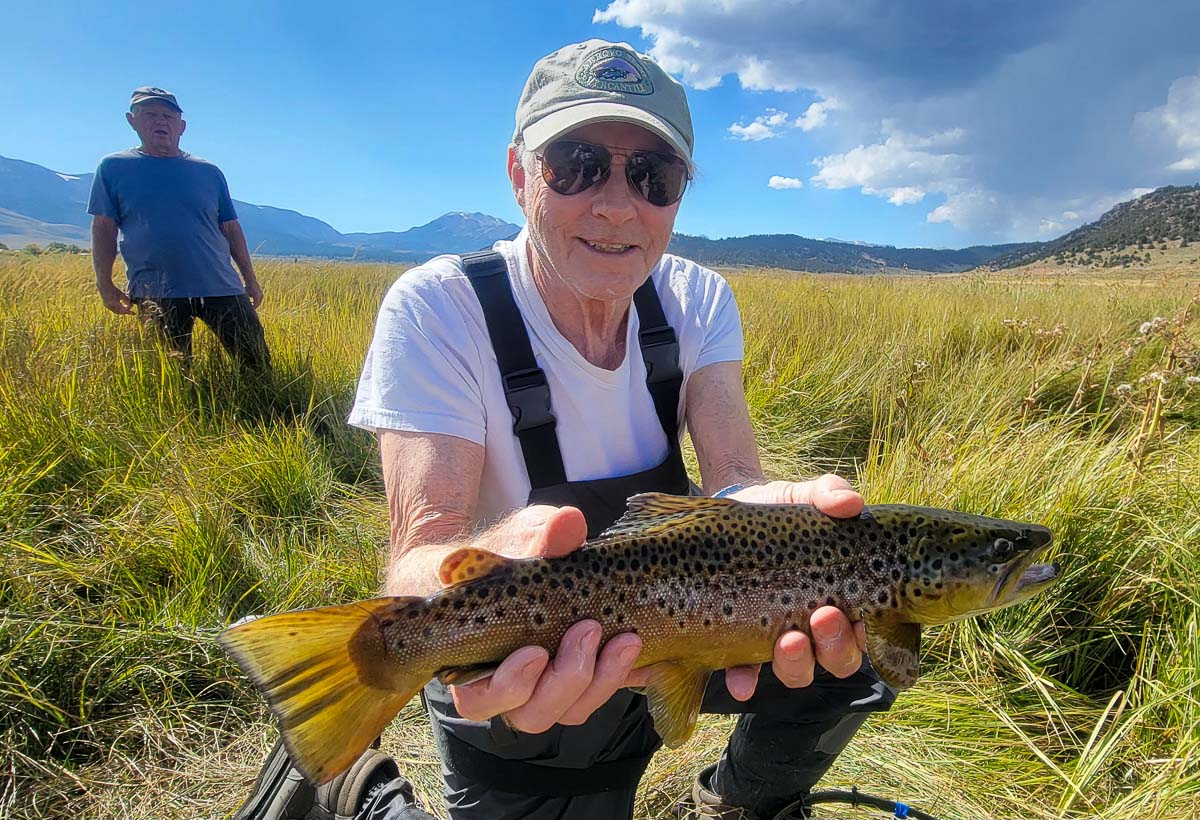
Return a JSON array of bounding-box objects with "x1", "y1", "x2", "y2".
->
[
  {"x1": 667, "y1": 232, "x2": 1037, "y2": 273},
  {"x1": 0, "y1": 241, "x2": 87, "y2": 255}
]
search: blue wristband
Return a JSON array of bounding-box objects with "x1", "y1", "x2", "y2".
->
[{"x1": 713, "y1": 483, "x2": 747, "y2": 498}]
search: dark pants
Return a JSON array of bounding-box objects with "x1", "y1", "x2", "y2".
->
[
  {"x1": 135, "y1": 294, "x2": 270, "y2": 371},
  {"x1": 359, "y1": 664, "x2": 894, "y2": 820}
]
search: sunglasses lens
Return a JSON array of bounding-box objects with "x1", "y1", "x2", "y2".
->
[
  {"x1": 626, "y1": 152, "x2": 688, "y2": 207},
  {"x1": 542, "y1": 141, "x2": 610, "y2": 196},
  {"x1": 541, "y1": 141, "x2": 689, "y2": 206}
]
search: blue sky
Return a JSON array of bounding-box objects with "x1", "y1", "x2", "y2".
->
[{"x1": 3, "y1": 0, "x2": 1198, "y2": 248}]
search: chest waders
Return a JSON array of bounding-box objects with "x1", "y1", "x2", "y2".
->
[{"x1": 421, "y1": 253, "x2": 896, "y2": 820}]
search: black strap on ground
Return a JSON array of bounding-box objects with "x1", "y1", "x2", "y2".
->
[
  {"x1": 632, "y1": 278, "x2": 683, "y2": 443},
  {"x1": 461, "y1": 250, "x2": 567, "y2": 489},
  {"x1": 437, "y1": 728, "x2": 656, "y2": 797}
]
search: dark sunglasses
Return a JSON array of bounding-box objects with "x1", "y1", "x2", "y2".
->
[{"x1": 538, "y1": 140, "x2": 690, "y2": 207}]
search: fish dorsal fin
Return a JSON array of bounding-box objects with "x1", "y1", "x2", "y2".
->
[
  {"x1": 599, "y1": 493, "x2": 736, "y2": 539},
  {"x1": 639, "y1": 662, "x2": 713, "y2": 748},
  {"x1": 438, "y1": 547, "x2": 512, "y2": 588},
  {"x1": 863, "y1": 617, "x2": 922, "y2": 690}
]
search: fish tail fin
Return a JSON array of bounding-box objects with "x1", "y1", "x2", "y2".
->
[{"x1": 218, "y1": 596, "x2": 426, "y2": 784}]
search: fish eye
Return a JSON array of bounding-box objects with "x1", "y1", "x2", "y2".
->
[{"x1": 993, "y1": 537, "x2": 1015, "y2": 560}]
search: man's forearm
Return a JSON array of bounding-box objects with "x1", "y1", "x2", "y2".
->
[
  {"x1": 91, "y1": 224, "x2": 119, "y2": 286},
  {"x1": 222, "y1": 221, "x2": 257, "y2": 283}
]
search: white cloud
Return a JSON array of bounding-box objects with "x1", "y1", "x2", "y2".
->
[
  {"x1": 729, "y1": 108, "x2": 791, "y2": 141},
  {"x1": 810, "y1": 127, "x2": 968, "y2": 207},
  {"x1": 794, "y1": 98, "x2": 837, "y2": 131},
  {"x1": 1134, "y1": 71, "x2": 1200, "y2": 174},
  {"x1": 728, "y1": 103, "x2": 835, "y2": 141},
  {"x1": 768, "y1": 176, "x2": 804, "y2": 189}
]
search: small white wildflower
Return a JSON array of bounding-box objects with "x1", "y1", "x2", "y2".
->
[
  {"x1": 1115, "y1": 383, "x2": 1133, "y2": 396},
  {"x1": 1187, "y1": 376, "x2": 1200, "y2": 385}
]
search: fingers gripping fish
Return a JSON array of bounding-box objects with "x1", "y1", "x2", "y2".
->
[{"x1": 219, "y1": 493, "x2": 1057, "y2": 784}]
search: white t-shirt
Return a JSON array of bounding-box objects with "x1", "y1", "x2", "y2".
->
[{"x1": 348, "y1": 228, "x2": 744, "y2": 528}]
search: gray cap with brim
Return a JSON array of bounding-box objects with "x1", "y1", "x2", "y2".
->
[
  {"x1": 514, "y1": 40, "x2": 694, "y2": 169},
  {"x1": 130, "y1": 86, "x2": 182, "y2": 113}
]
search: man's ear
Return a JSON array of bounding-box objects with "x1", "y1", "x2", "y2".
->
[
  {"x1": 179, "y1": 119, "x2": 187, "y2": 137},
  {"x1": 507, "y1": 146, "x2": 526, "y2": 210},
  {"x1": 126, "y1": 111, "x2": 136, "y2": 130}
]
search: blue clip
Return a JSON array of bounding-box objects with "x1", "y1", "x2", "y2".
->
[{"x1": 894, "y1": 803, "x2": 911, "y2": 818}]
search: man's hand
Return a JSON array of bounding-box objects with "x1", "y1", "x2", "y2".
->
[
  {"x1": 244, "y1": 278, "x2": 265, "y2": 309},
  {"x1": 448, "y1": 505, "x2": 647, "y2": 732},
  {"x1": 721, "y1": 474, "x2": 868, "y2": 699},
  {"x1": 98, "y1": 282, "x2": 133, "y2": 315}
]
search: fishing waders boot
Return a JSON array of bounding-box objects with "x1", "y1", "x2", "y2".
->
[{"x1": 231, "y1": 740, "x2": 428, "y2": 820}]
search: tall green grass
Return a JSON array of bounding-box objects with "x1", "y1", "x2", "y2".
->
[{"x1": 1, "y1": 255, "x2": 1197, "y2": 819}]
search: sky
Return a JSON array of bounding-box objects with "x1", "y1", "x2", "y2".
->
[{"x1": 2, "y1": 0, "x2": 1198, "y2": 249}]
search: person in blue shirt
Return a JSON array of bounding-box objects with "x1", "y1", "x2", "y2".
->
[{"x1": 88, "y1": 86, "x2": 270, "y2": 370}]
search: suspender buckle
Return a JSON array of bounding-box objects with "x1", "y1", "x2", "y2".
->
[
  {"x1": 503, "y1": 367, "x2": 557, "y2": 434},
  {"x1": 638, "y1": 327, "x2": 682, "y2": 385}
]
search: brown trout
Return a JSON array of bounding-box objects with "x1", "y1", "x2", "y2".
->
[{"x1": 219, "y1": 493, "x2": 1057, "y2": 784}]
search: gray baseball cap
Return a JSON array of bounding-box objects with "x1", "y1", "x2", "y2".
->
[
  {"x1": 130, "y1": 86, "x2": 182, "y2": 113},
  {"x1": 514, "y1": 40, "x2": 694, "y2": 168}
]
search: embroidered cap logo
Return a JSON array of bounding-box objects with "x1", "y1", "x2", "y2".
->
[{"x1": 576, "y1": 46, "x2": 654, "y2": 95}]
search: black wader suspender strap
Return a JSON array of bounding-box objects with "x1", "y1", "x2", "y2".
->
[
  {"x1": 461, "y1": 251, "x2": 568, "y2": 488},
  {"x1": 461, "y1": 250, "x2": 684, "y2": 488},
  {"x1": 632, "y1": 278, "x2": 683, "y2": 444}
]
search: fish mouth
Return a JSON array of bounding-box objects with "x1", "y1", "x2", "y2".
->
[{"x1": 988, "y1": 526, "x2": 1057, "y2": 607}]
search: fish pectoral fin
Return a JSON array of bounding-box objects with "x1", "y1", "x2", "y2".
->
[
  {"x1": 436, "y1": 663, "x2": 499, "y2": 686},
  {"x1": 863, "y1": 617, "x2": 922, "y2": 690},
  {"x1": 639, "y1": 662, "x2": 712, "y2": 749},
  {"x1": 599, "y1": 493, "x2": 735, "y2": 539},
  {"x1": 218, "y1": 597, "x2": 426, "y2": 785},
  {"x1": 439, "y1": 547, "x2": 513, "y2": 587}
]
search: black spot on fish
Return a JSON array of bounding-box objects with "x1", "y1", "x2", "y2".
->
[
  {"x1": 722, "y1": 603, "x2": 734, "y2": 616},
  {"x1": 872, "y1": 559, "x2": 885, "y2": 572},
  {"x1": 878, "y1": 591, "x2": 889, "y2": 604},
  {"x1": 932, "y1": 559, "x2": 943, "y2": 570},
  {"x1": 898, "y1": 533, "x2": 909, "y2": 545},
  {"x1": 405, "y1": 609, "x2": 419, "y2": 619},
  {"x1": 452, "y1": 599, "x2": 466, "y2": 610},
  {"x1": 475, "y1": 615, "x2": 487, "y2": 625},
  {"x1": 533, "y1": 612, "x2": 545, "y2": 626},
  {"x1": 761, "y1": 616, "x2": 770, "y2": 627},
  {"x1": 847, "y1": 581, "x2": 859, "y2": 595},
  {"x1": 422, "y1": 626, "x2": 433, "y2": 638},
  {"x1": 913, "y1": 588, "x2": 922, "y2": 597},
  {"x1": 891, "y1": 569, "x2": 902, "y2": 581},
  {"x1": 703, "y1": 618, "x2": 712, "y2": 626},
  {"x1": 603, "y1": 605, "x2": 614, "y2": 617}
]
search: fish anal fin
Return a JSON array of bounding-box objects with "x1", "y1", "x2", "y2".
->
[
  {"x1": 864, "y1": 617, "x2": 921, "y2": 690},
  {"x1": 218, "y1": 597, "x2": 426, "y2": 784},
  {"x1": 600, "y1": 493, "x2": 735, "y2": 539},
  {"x1": 640, "y1": 662, "x2": 712, "y2": 748},
  {"x1": 437, "y1": 663, "x2": 499, "y2": 686},
  {"x1": 439, "y1": 547, "x2": 512, "y2": 587}
]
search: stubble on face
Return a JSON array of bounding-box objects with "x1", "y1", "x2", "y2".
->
[
  {"x1": 127, "y1": 103, "x2": 186, "y2": 157},
  {"x1": 516, "y1": 121, "x2": 683, "y2": 308}
]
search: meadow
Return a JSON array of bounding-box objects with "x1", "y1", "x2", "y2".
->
[{"x1": 1, "y1": 252, "x2": 1197, "y2": 820}]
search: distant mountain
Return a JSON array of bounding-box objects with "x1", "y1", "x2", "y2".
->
[
  {"x1": 993, "y1": 185, "x2": 1200, "y2": 268},
  {"x1": 0, "y1": 154, "x2": 520, "y2": 260},
  {"x1": 668, "y1": 233, "x2": 1037, "y2": 273}
]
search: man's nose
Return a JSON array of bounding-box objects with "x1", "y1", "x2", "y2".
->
[{"x1": 591, "y1": 162, "x2": 637, "y2": 220}]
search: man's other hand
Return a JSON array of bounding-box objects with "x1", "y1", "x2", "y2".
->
[
  {"x1": 447, "y1": 505, "x2": 646, "y2": 733},
  {"x1": 721, "y1": 475, "x2": 867, "y2": 699},
  {"x1": 98, "y1": 283, "x2": 132, "y2": 315},
  {"x1": 245, "y1": 279, "x2": 264, "y2": 309}
]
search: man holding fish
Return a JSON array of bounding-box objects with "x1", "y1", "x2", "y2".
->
[{"x1": 227, "y1": 39, "x2": 1056, "y2": 820}]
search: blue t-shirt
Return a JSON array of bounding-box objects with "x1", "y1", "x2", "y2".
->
[{"x1": 87, "y1": 150, "x2": 245, "y2": 299}]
